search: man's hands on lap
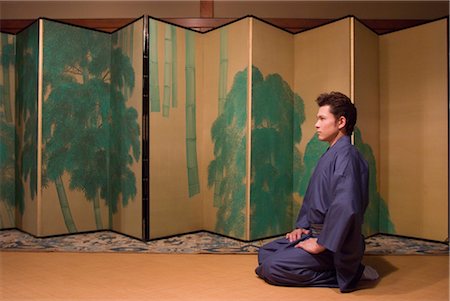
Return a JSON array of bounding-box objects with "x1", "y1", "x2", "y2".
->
[
  {"x1": 285, "y1": 228, "x2": 325, "y2": 254},
  {"x1": 285, "y1": 228, "x2": 310, "y2": 242},
  {"x1": 295, "y1": 238, "x2": 326, "y2": 254}
]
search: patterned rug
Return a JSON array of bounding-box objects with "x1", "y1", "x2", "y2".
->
[{"x1": 0, "y1": 229, "x2": 448, "y2": 255}]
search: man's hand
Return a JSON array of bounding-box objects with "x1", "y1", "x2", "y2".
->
[
  {"x1": 285, "y1": 228, "x2": 310, "y2": 242},
  {"x1": 295, "y1": 238, "x2": 326, "y2": 254}
]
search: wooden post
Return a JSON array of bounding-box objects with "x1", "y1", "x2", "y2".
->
[{"x1": 200, "y1": 0, "x2": 214, "y2": 18}]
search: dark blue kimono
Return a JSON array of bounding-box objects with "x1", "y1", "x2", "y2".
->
[{"x1": 255, "y1": 135, "x2": 369, "y2": 292}]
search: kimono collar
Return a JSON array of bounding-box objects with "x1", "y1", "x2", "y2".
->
[{"x1": 328, "y1": 135, "x2": 351, "y2": 152}]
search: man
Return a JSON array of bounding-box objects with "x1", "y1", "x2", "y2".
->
[{"x1": 255, "y1": 91, "x2": 378, "y2": 293}]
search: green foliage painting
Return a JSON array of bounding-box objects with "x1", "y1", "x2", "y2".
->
[
  {"x1": 295, "y1": 134, "x2": 328, "y2": 197},
  {"x1": 42, "y1": 21, "x2": 110, "y2": 232},
  {"x1": 42, "y1": 20, "x2": 140, "y2": 233},
  {"x1": 110, "y1": 25, "x2": 141, "y2": 222},
  {"x1": 250, "y1": 67, "x2": 305, "y2": 239},
  {"x1": 15, "y1": 22, "x2": 39, "y2": 217},
  {"x1": 218, "y1": 28, "x2": 228, "y2": 115},
  {"x1": 212, "y1": 27, "x2": 228, "y2": 206},
  {"x1": 208, "y1": 68, "x2": 248, "y2": 238},
  {"x1": 208, "y1": 66, "x2": 306, "y2": 239},
  {"x1": 354, "y1": 127, "x2": 395, "y2": 235},
  {"x1": 293, "y1": 134, "x2": 328, "y2": 224},
  {"x1": 0, "y1": 33, "x2": 16, "y2": 228}
]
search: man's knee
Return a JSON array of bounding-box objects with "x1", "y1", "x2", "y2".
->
[
  {"x1": 257, "y1": 239, "x2": 287, "y2": 265},
  {"x1": 256, "y1": 250, "x2": 328, "y2": 287},
  {"x1": 256, "y1": 253, "x2": 292, "y2": 282}
]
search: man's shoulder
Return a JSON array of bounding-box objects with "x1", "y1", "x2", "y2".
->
[{"x1": 333, "y1": 144, "x2": 368, "y2": 175}]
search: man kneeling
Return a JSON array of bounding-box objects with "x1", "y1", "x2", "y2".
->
[{"x1": 255, "y1": 92, "x2": 379, "y2": 293}]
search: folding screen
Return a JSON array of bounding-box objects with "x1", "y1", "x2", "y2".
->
[
  {"x1": 292, "y1": 18, "x2": 352, "y2": 229},
  {"x1": 0, "y1": 32, "x2": 16, "y2": 229},
  {"x1": 3, "y1": 17, "x2": 144, "y2": 239},
  {"x1": 110, "y1": 18, "x2": 143, "y2": 239},
  {"x1": 40, "y1": 19, "x2": 112, "y2": 236},
  {"x1": 1, "y1": 16, "x2": 447, "y2": 242},
  {"x1": 15, "y1": 21, "x2": 39, "y2": 235},
  {"x1": 250, "y1": 19, "x2": 295, "y2": 240},
  {"x1": 379, "y1": 19, "x2": 448, "y2": 241},
  {"x1": 145, "y1": 16, "x2": 408, "y2": 241},
  {"x1": 148, "y1": 17, "x2": 252, "y2": 240},
  {"x1": 354, "y1": 19, "x2": 395, "y2": 235},
  {"x1": 200, "y1": 18, "x2": 250, "y2": 240},
  {"x1": 148, "y1": 18, "x2": 204, "y2": 239}
]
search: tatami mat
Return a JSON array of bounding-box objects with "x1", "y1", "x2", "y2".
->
[{"x1": 0, "y1": 252, "x2": 448, "y2": 300}]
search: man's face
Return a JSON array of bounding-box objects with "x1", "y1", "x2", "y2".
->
[{"x1": 315, "y1": 105, "x2": 342, "y2": 145}]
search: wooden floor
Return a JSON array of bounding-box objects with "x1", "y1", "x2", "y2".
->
[{"x1": 0, "y1": 252, "x2": 448, "y2": 300}]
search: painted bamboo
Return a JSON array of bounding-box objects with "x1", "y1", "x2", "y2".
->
[
  {"x1": 149, "y1": 19, "x2": 160, "y2": 112},
  {"x1": 213, "y1": 28, "x2": 229, "y2": 205},
  {"x1": 55, "y1": 176, "x2": 77, "y2": 233},
  {"x1": 163, "y1": 24, "x2": 172, "y2": 117},
  {"x1": 185, "y1": 30, "x2": 200, "y2": 197},
  {"x1": 171, "y1": 26, "x2": 178, "y2": 108}
]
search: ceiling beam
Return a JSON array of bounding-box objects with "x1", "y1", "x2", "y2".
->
[{"x1": 200, "y1": 0, "x2": 214, "y2": 18}]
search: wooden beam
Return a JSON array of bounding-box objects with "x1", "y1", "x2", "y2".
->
[
  {"x1": 0, "y1": 18, "x2": 433, "y2": 35},
  {"x1": 200, "y1": 0, "x2": 214, "y2": 18}
]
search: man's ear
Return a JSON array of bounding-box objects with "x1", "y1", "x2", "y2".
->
[{"x1": 338, "y1": 116, "x2": 346, "y2": 131}]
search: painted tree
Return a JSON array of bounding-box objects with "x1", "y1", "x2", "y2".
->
[
  {"x1": 0, "y1": 34, "x2": 15, "y2": 228},
  {"x1": 218, "y1": 28, "x2": 228, "y2": 114},
  {"x1": 42, "y1": 22, "x2": 109, "y2": 232},
  {"x1": 250, "y1": 67, "x2": 305, "y2": 239},
  {"x1": 208, "y1": 68, "x2": 248, "y2": 238},
  {"x1": 116, "y1": 25, "x2": 134, "y2": 101},
  {"x1": 1, "y1": 34, "x2": 13, "y2": 123},
  {"x1": 15, "y1": 22, "x2": 39, "y2": 218},
  {"x1": 213, "y1": 27, "x2": 229, "y2": 206},
  {"x1": 295, "y1": 134, "x2": 328, "y2": 197},
  {"x1": 109, "y1": 40, "x2": 140, "y2": 219},
  {"x1": 292, "y1": 133, "x2": 327, "y2": 224},
  {"x1": 42, "y1": 20, "x2": 139, "y2": 232}
]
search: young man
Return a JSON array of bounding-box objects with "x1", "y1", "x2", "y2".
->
[{"x1": 255, "y1": 91, "x2": 378, "y2": 293}]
